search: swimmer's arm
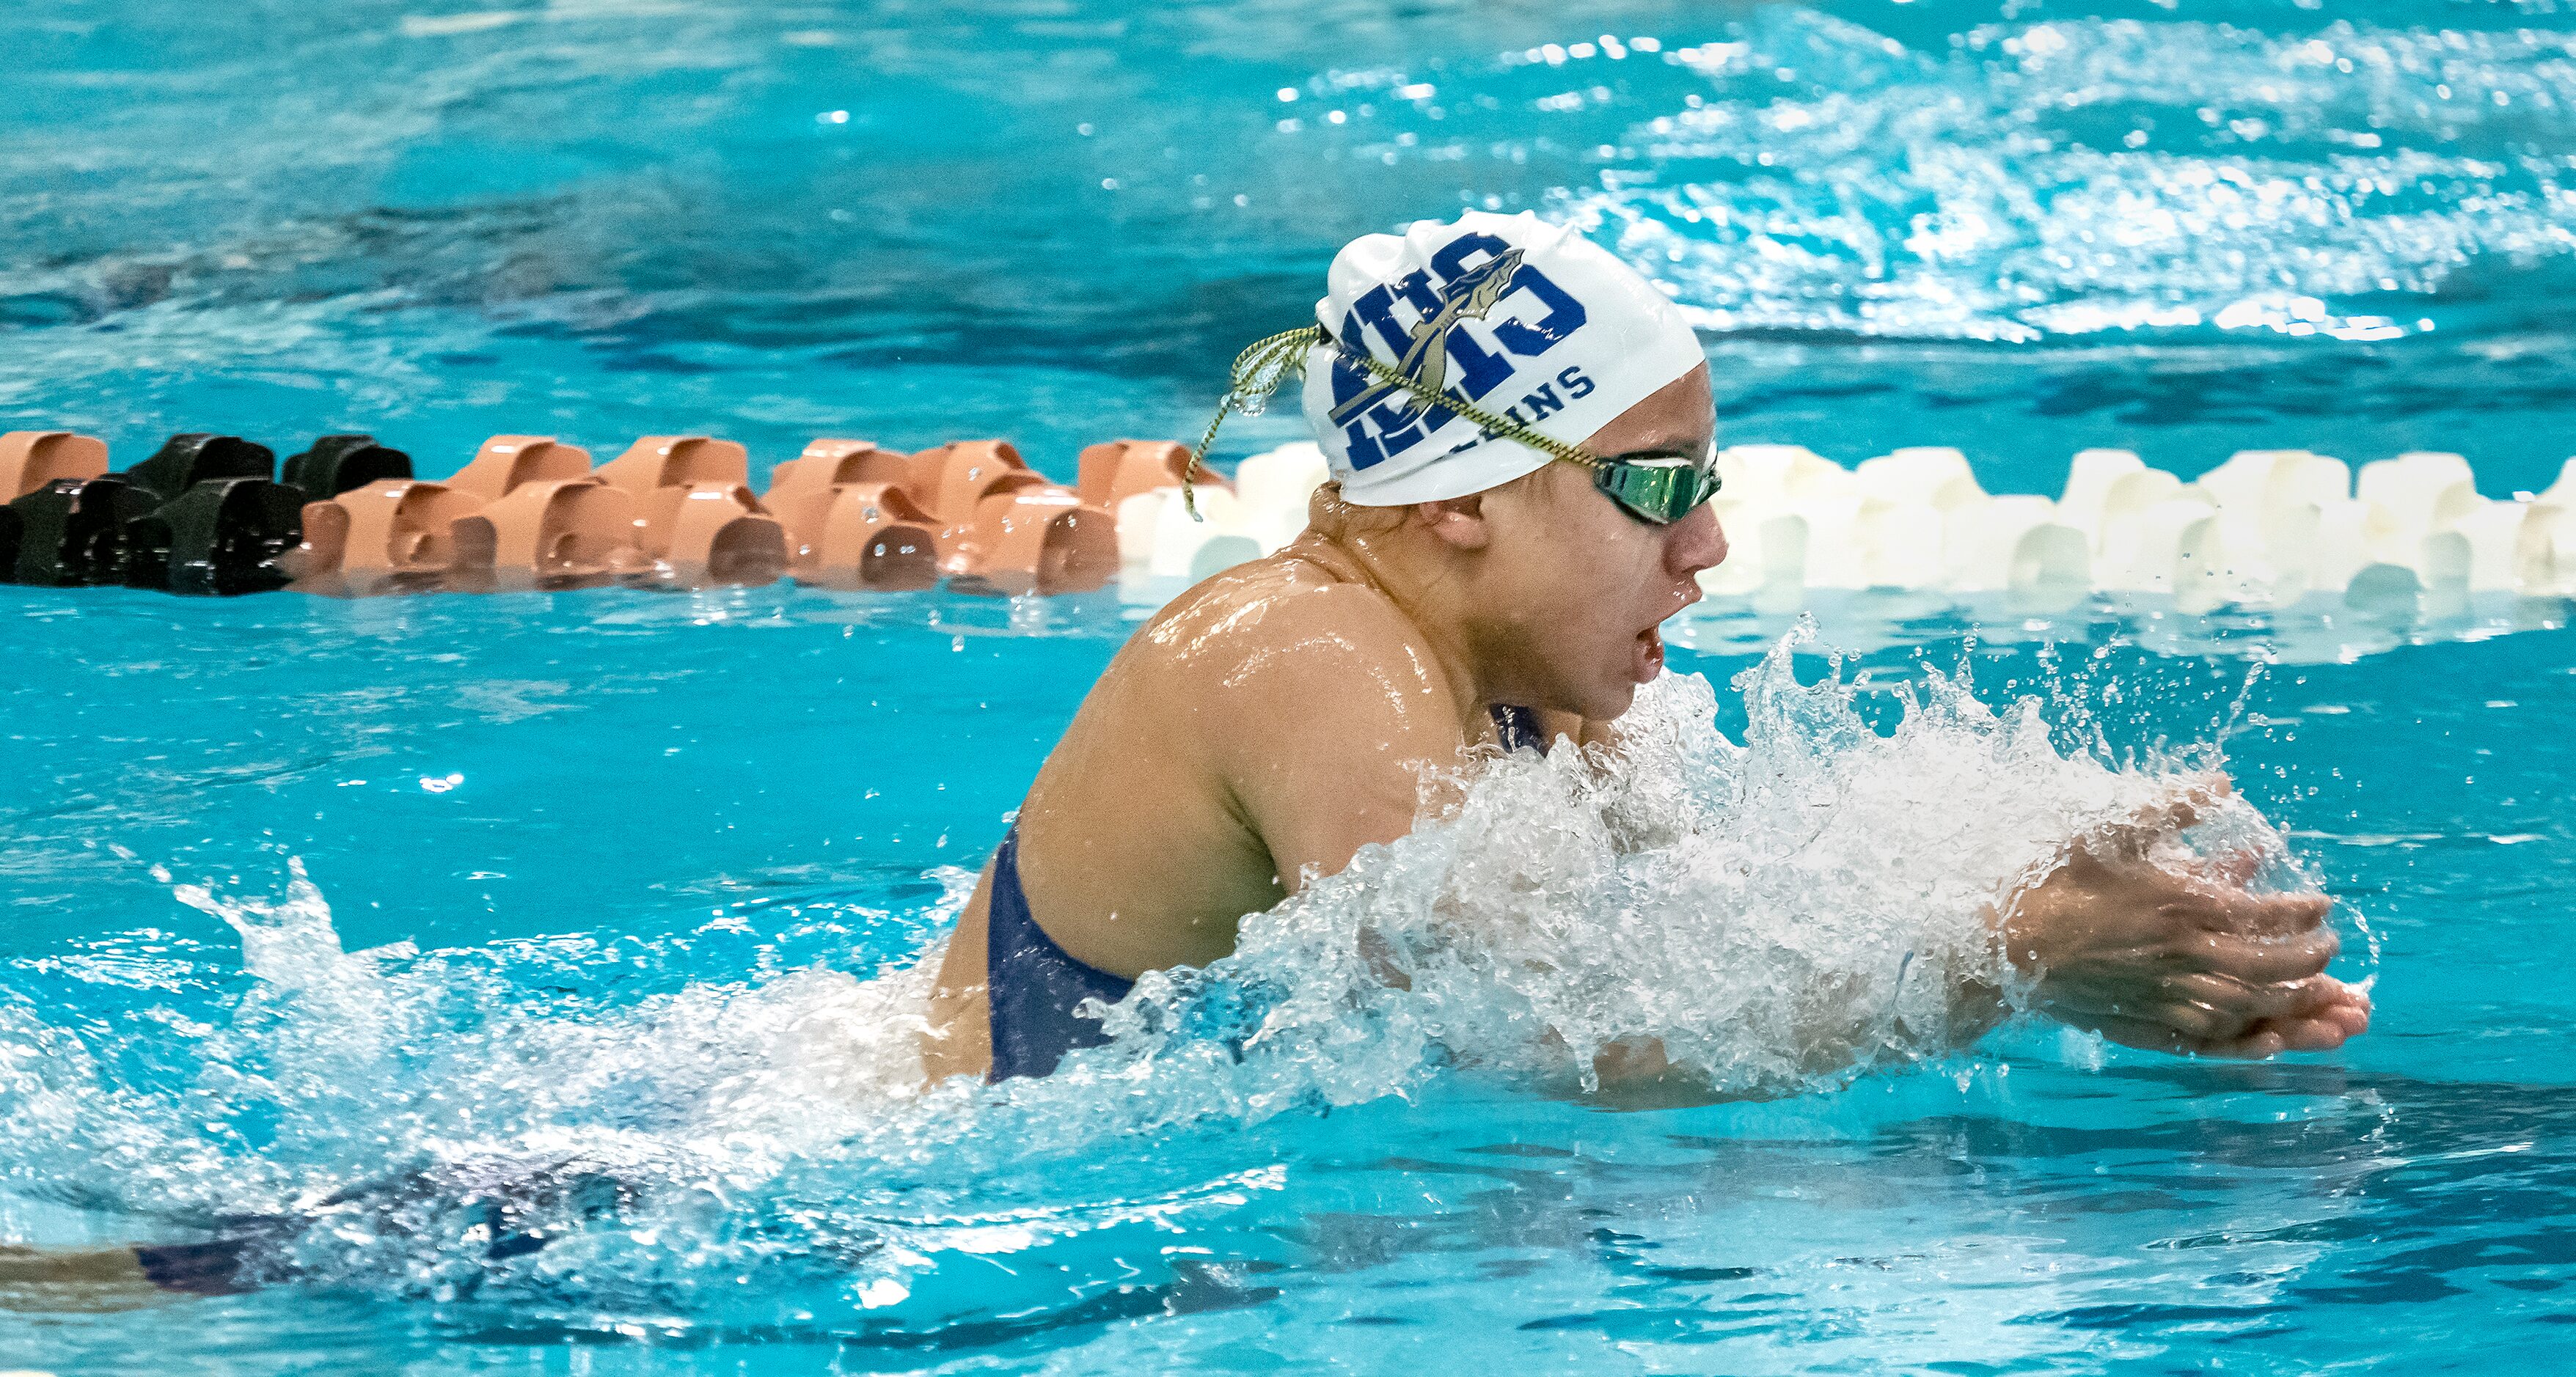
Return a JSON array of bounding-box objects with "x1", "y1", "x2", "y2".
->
[
  {"x1": 1977, "y1": 779, "x2": 2371, "y2": 1060},
  {"x1": 1584, "y1": 779, "x2": 2374, "y2": 1106},
  {"x1": 1210, "y1": 594, "x2": 1474, "y2": 892}
]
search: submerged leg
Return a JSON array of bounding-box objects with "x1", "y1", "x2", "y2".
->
[
  {"x1": 0, "y1": 1157, "x2": 642, "y2": 1311},
  {"x1": 0, "y1": 1241, "x2": 221, "y2": 1310}
]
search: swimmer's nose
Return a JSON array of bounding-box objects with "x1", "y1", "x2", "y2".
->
[{"x1": 1664, "y1": 501, "x2": 1725, "y2": 579}]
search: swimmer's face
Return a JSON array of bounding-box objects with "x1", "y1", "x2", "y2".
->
[{"x1": 1466, "y1": 364, "x2": 1726, "y2": 720}]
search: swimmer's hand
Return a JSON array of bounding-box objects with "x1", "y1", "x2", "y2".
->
[{"x1": 1998, "y1": 776, "x2": 2372, "y2": 1059}]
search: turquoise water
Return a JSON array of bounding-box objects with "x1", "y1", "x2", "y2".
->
[{"x1": 5, "y1": 0, "x2": 2576, "y2": 1371}]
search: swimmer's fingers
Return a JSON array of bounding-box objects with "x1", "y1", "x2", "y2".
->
[
  {"x1": 2202, "y1": 843, "x2": 2269, "y2": 890},
  {"x1": 2087, "y1": 1010, "x2": 2314, "y2": 1061},
  {"x1": 2261, "y1": 1010, "x2": 2363, "y2": 1053},
  {"x1": 2050, "y1": 967, "x2": 2342, "y2": 1038},
  {"x1": 2264, "y1": 979, "x2": 2374, "y2": 1049},
  {"x1": 2175, "y1": 885, "x2": 2332, "y2": 941},
  {"x1": 2202, "y1": 1006, "x2": 2362, "y2": 1058},
  {"x1": 2081, "y1": 773, "x2": 2236, "y2": 861},
  {"x1": 2151, "y1": 972, "x2": 2345, "y2": 1043},
  {"x1": 2085, "y1": 978, "x2": 2370, "y2": 1059},
  {"x1": 2041, "y1": 985, "x2": 2240, "y2": 1045},
  {"x1": 2174, "y1": 924, "x2": 2339, "y2": 985}
]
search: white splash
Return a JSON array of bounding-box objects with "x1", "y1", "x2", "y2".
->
[
  {"x1": 1053, "y1": 628, "x2": 2211, "y2": 1117},
  {"x1": 0, "y1": 627, "x2": 2321, "y2": 1312}
]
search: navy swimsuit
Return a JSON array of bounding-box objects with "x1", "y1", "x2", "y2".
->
[
  {"x1": 984, "y1": 825, "x2": 1138, "y2": 1081},
  {"x1": 984, "y1": 704, "x2": 1548, "y2": 1081}
]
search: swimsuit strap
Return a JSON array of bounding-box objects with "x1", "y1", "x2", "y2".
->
[{"x1": 1490, "y1": 704, "x2": 1545, "y2": 754}]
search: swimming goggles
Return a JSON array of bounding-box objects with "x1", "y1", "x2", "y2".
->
[
  {"x1": 1188, "y1": 326, "x2": 1719, "y2": 526},
  {"x1": 1587, "y1": 448, "x2": 1722, "y2": 526}
]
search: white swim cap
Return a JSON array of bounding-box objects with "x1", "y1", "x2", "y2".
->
[{"x1": 1298, "y1": 211, "x2": 1703, "y2": 507}]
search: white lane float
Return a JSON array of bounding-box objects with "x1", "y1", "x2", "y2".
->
[{"x1": 1119, "y1": 441, "x2": 2576, "y2": 616}]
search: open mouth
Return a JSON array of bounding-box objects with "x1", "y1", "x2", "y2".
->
[{"x1": 1633, "y1": 625, "x2": 1666, "y2": 683}]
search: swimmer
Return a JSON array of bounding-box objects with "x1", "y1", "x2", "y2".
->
[
  {"x1": 922, "y1": 210, "x2": 2372, "y2": 1084},
  {"x1": 0, "y1": 215, "x2": 2371, "y2": 1307}
]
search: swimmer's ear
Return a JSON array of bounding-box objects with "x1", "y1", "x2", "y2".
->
[{"x1": 1414, "y1": 493, "x2": 1491, "y2": 550}]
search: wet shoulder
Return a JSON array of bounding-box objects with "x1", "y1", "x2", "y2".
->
[{"x1": 1124, "y1": 549, "x2": 1452, "y2": 711}]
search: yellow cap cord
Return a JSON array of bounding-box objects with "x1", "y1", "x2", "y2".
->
[{"x1": 1183, "y1": 326, "x2": 1598, "y2": 521}]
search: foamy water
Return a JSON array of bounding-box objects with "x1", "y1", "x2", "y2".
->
[{"x1": 0, "y1": 627, "x2": 2333, "y2": 1318}]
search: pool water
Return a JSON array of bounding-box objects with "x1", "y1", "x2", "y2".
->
[{"x1": 4, "y1": 0, "x2": 2575, "y2": 1371}]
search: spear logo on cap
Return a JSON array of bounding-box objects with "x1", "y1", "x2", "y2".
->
[{"x1": 1326, "y1": 246, "x2": 1526, "y2": 427}]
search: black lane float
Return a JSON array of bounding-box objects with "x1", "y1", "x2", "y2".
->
[{"x1": 2, "y1": 431, "x2": 414, "y2": 595}]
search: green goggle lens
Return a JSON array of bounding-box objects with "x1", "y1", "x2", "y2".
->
[{"x1": 1592, "y1": 457, "x2": 1721, "y2": 525}]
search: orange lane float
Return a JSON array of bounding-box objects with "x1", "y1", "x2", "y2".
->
[
  {"x1": 1, "y1": 430, "x2": 111, "y2": 499},
  {"x1": 596, "y1": 434, "x2": 751, "y2": 494},
  {"x1": 290, "y1": 480, "x2": 485, "y2": 596},
  {"x1": 4, "y1": 426, "x2": 1179, "y2": 598},
  {"x1": 276, "y1": 435, "x2": 459, "y2": 596},
  {"x1": 600, "y1": 435, "x2": 790, "y2": 587},
  {"x1": 911, "y1": 438, "x2": 1046, "y2": 568},
  {"x1": 635, "y1": 482, "x2": 788, "y2": 587},
  {"x1": 1, "y1": 430, "x2": 114, "y2": 583},
  {"x1": 764, "y1": 438, "x2": 915, "y2": 499},
  {"x1": 447, "y1": 479, "x2": 645, "y2": 592},
  {"x1": 1076, "y1": 438, "x2": 1216, "y2": 509},
  {"x1": 912, "y1": 440, "x2": 1021, "y2": 567},
  {"x1": 290, "y1": 432, "x2": 622, "y2": 592},
  {"x1": 909, "y1": 438, "x2": 1117, "y2": 595},
  {"x1": 791, "y1": 483, "x2": 942, "y2": 590},
  {"x1": 443, "y1": 435, "x2": 595, "y2": 502},
  {"x1": 762, "y1": 441, "x2": 941, "y2": 591},
  {"x1": 285, "y1": 433, "x2": 546, "y2": 594},
  {"x1": 433, "y1": 434, "x2": 646, "y2": 591},
  {"x1": 761, "y1": 439, "x2": 937, "y2": 590}
]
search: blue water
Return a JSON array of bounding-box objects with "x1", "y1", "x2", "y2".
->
[{"x1": 4, "y1": 0, "x2": 2575, "y2": 1371}]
